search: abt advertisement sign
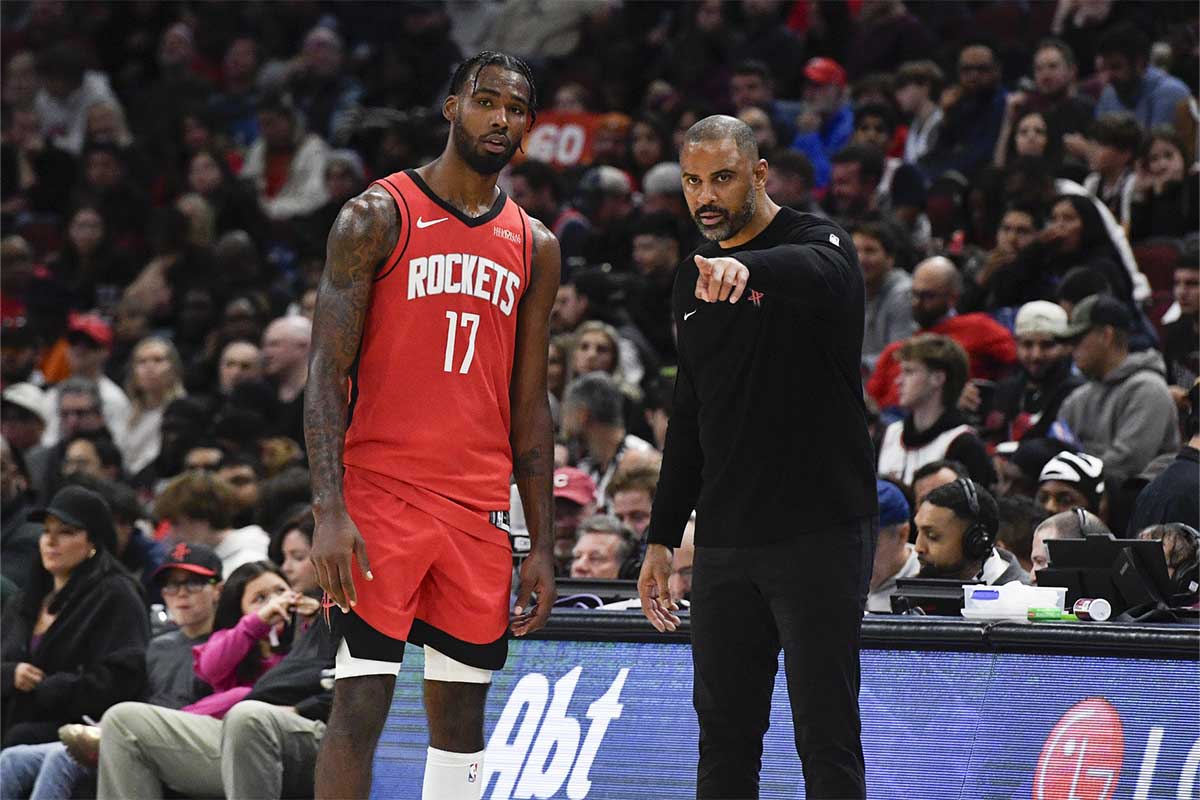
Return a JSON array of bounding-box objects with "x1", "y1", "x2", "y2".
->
[{"x1": 370, "y1": 639, "x2": 1199, "y2": 799}]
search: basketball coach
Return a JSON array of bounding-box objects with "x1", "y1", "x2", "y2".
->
[{"x1": 638, "y1": 115, "x2": 878, "y2": 799}]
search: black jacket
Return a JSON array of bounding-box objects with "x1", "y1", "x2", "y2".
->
[
  {"x1": 990, "y1": 358, "x2": 1085, "y2": 443},
  {"x1": 0, "y1": 557, "x2": 149, "y2": 746},
  {"x1": 243, "y1": 604, "x2": 336, "y2": 722}
]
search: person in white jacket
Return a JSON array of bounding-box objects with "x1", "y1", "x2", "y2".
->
[{"x1": 240, "y1": 94, "x2": 329, "y2": 221}]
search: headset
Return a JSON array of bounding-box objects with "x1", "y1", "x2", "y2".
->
[{"x1": 958, "y1": 478, "x2": 995, "y2": 561}]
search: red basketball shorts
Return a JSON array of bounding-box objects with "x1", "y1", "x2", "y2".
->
[{"x1": 340, "y1": 465, "x2": 512, "y2": 666}]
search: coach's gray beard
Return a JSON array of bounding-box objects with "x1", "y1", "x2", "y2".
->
[{"x1": 696, "y1": 191, "x2": 756, "y2": 243}]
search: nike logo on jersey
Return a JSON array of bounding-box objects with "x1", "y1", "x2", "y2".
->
[
  {"x1": 683, "y1": 309, "x2": 697, "y2": 320},
  {"x1": 416, "y1": 216, "x2": 448, "y2": 228}
]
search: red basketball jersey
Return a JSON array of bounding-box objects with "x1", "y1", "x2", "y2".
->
[{"x1": 343, "y1": 169, "x2": 532, "y2": 515}]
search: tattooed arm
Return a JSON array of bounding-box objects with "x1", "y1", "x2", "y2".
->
[
  {"x1": 304, "y1": 187, "x2": 397, "y2": 611},
  {"x1": 508, "y1": 217, "x2": 561, "y2": 636}
]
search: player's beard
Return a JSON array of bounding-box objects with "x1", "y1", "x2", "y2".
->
[
  {"x1": 693, "y1": 189, "x2": 756, "y2": 243},
  {"x1": 453, "y1": 122, "x2": 518, "y2": 176},
  {"x1": 917, "y1": 556, "x2": 974, "y2": 580}
]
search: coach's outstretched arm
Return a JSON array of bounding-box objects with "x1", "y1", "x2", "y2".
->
[
  {"x1": 509, "y1": 219, "x2": 561, "y2": 637},
  {"x1": 305, "y1": 188, "x2": 397, "y2": 612},
  {"x1": 508, "y1": 220, "x2": 559, "y2": 638}
]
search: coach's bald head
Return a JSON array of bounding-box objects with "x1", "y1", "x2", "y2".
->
[{"x1": 683, "y1": 115, "x2": 759, "y2": 162}]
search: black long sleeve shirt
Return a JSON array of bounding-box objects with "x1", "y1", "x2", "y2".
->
[{"x1": 647, "y1": 208, "x2": 878, "y2": 549}]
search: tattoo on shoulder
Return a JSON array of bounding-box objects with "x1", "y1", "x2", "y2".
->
[{"x1": 513, "y1": 447, "x2": 547, "y2": 478}]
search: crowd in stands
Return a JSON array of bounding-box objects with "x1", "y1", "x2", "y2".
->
[{"x1": 0, "y1": 1, "x2": 1197, "y2": 796}]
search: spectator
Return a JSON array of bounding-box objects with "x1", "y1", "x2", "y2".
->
[
  {"x1": 49, "y1": 205, "x2": 135, "y2": 315},
  {"x1": 116, "y1": 337, "x2": 185, "y2": 476},
  {"x1": 153, "y1": 471, "x2": 269, "y2": 577},
  {"x1": 667, "y1": 516, "x2": 695, "y2": 602},
  {"x1": 1128, "y1": 128, "x2": 1199, "y2": 242},
  {"x1": 284, "y1": 26, "x2": 363, "y2": 143},
  {"x1": 268, "y1": 508, "x2": 317, "y2": 593},
  {"x1": 260, "y1": 315, "x2": 311, "y2": 445},
  {"x1": 995, "y1": 495, "x2": 1048, "y2": 574},
  {"x1": 915, "y1": 479, "x2": 1030, "y2": 584},
  {"x1": 552, "y1": 467, "x2": 597, "y2": 576},
  {"x1": 187, "y1": 561, "x2": 298, "y2": 718},
  {"x1": 1135, "y1": 524, "x2": 1199, "y2": 593},
  {"x1": 1007, "y1": 39, "x2": 1096, "y2": 144},
  {"x1": 641, "y1": 371, "x2": 674, "y2": 452},
  {"x1": 1036, "y1": 450, "x2": 1107, "y2": 516},
  {"x1": 867, "y1": 257, "x2": 1017, "y2": 410},
  {"x1": 993, "y1": 437, "x2": 1071, "y2": 500},
  {"x1": 0, "y1": 436, "x2": 39, "y2": 590},
  {"x1": 0, "y1": 543, "x2": 222, "y2": 800},
  {"x1": 825, "y1": 144, "x2": 885, "y2": 223},
  {"x1": 628, "y1": 114, "x2": 672, "y2": 189},
  {"x1": 848, "y1": 102, "x2": 928, "y2": 232},
  {"x1": 570, "y1": 514, "x2": 639, "y2": 580},
  {"x1": 216, "y1": 339, "x2": 264, "y2": 398},
  {"x1": 62, "y1": 473, "x2": 165, "y2": 600},
  {"x1": 217, "y1": 452, "x2": 263, "y2": 529},
  {"x1": 1029, "y1": 508, "x2": 1107, "y2": 579},
  {"x1": 1057, "y1": 294, "x2": 1180, "y2": 488},
  {"x1": 1081, "y1": 114, "x2": 1143, "y2": 224},
  {"x1": 1, "y1": 384, "x2": 48, "y2": 456},
  {"x1": 867, "y1": 478, "x2": 919, "y2": 613},
  {"x1": 561, "y1": 372, "x2": 656, "y2": 506},
  {"x1": 508, "y1": 159, "x2": 590, "y2": 273},
  {"x1": 185, "y1": 147, "x2": 266, "y2": 242},
  {"x1": 576, "y1": 165, "x2": 637, "y2": 271},
  {"x1": 911, "y1": 459, "x2": 969, "y2": 511},
  {"x1": 960, "y1": 203, "x2": 1043, "y2": 312},
  {"x1": 33, "y1": 44, "x2": 123, "y2": 156},
  {"x1": 878, "y1": 335, "x2": 996, "y2": 486},
  {"x1": 1127, "y1": 384, "x2": 1199, "y2": 535},
  {"x1": 728, "y1": 60, "x2": 801, "y2": 146},
  {"x1": 640, "y1": 162, "x2": 691, "y2": 230},
  {"x1": 627, "y1": 212, "x2": 683, "y2": 362},
  {"x1": 43, "y1": 317, "x2": 130, "y2": 447},
  {"x1": 0, "y1": 486, "x2": 148, "y2": 746},
  {"x1": 984, "y1": 301, "x2": 1084, "y2": 443},
  {"x1": 208, "y1": 36, "x2": 262, "y2": 149},
  {"x1": 790, "y1": 57, "x2": 853, "y2": 191},
  {"x1": 606, "y1": 462, "x2": 658, "y2": 545},
  {"x1": 852, "y1": 221, "x2": 915, "y2": 372},
  {"x1": 241, "y1": 94, "x2": 330, "y2": 222},
  {"x1": 845, "y1": 0, "x2": 936, "y2": 82},
  {"x1": 1093, "y1": 22, "x2": 1190, "y2": 129},
  {"x1": 764, "y1": 150, "x2": 819, "y2": 214},
  {"x1": 1164, "y1": 259, "x2": 1199, "y2": 405},
  {"x1": 60, "y1": 431, "x2": 123, "y2": 483},
  {"x1": 732, "y1": 4, "x2": 805, "y2": 89},
  {"x1": 994, "y1": 110, "x2": 1061, "y2": 171},
  {"x1": 894, "y1": 60, "x2": 944, "y2": 165},
  {"x1": 34, "y1": 378, "x2": 110, "y2": 499},
  {"x1": 0, "y1": 106, "x2": 76, "y2": 222},
  {"x1": 920, "y1": 40, "x2": 1007, "y2": 181}
]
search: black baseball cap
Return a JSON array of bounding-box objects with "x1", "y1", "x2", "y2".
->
[
  {"x1": 1059, "y1": 294, "x2": 1133, "y2": 339},
  {"x1": 29, "y1": 486, "x2": 117, "y2": 553},
  {"x1": 153, "y1": 542, "x2": 223, "y2": 581}
]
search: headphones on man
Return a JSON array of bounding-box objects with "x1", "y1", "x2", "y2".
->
[{"x1": 958, "y1": 478, "x2": 995, "y2": 561}]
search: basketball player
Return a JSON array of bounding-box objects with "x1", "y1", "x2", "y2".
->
[
  {"x1": 639, "y1": 116, "x2": 877, "y2": 798},
  {"x1": 304, "y1": 52, "x2": 560, "y2": 799}
]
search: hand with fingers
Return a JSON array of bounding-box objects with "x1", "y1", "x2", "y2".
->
[
  {"x1": 257, "y1": 591, "x2": 297, "y2": 627},
  {"x1": 311, "y1": 508, "x2": 373, "y2": 614},
  {"x1": 638, "y1": 544, "x2": 680, "y2": 632},
  {"x1": 13, "y1": 662, "x2": 44, "y2": 692},
  {"x1": 694, "y1": 254, "x2": 750, "y2": 304},
  {"x1": 510, "y1": 548, "x2": 556, "y2": 637}
]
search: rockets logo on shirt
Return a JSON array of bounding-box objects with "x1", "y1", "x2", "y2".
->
[{"x1": 406, "y1": 253, "x2": 522, "y2": 315}]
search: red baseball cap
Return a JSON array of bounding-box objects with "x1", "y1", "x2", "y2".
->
[
  {"x1": 67, "y1": 312, "x2": 113, "y2": 349},
  {"x1": 804, "y1": 57, "x2": 847, "y2": 88},
  {"x1": 553, "y1": 467, "x2": 597, "y2": 507}
]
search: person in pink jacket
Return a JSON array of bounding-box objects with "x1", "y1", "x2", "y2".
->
[{"x1": 184, "y1": 560, "x2": 316, "y2": 718}]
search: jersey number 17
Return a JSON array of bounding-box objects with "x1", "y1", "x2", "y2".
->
[{"x1": 443, "y1": 311, "x2": 480, "y2": 374}]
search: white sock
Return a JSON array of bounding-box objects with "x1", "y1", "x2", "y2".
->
[{"x1": 422, "y1": 746, "x2": 485, "y2": 799}]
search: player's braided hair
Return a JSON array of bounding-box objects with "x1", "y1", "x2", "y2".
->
[{"x1": 449, "y1": 51, "x2": 538, "y2": 124}]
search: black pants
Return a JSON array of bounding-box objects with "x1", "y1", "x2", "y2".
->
[{"x1": 690, "y1": 518, "x2": 875, "y2": 800}]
